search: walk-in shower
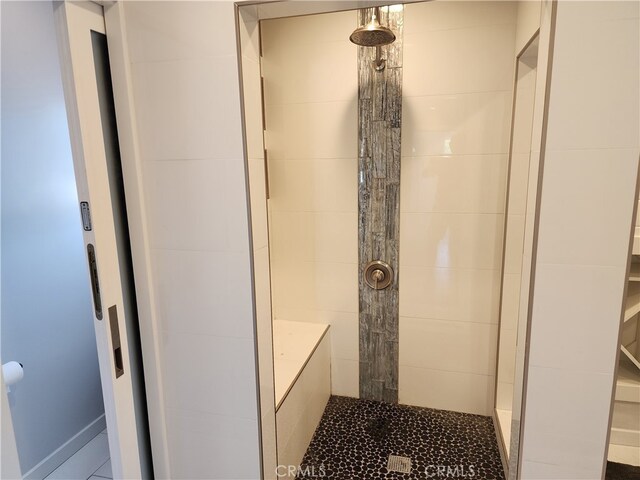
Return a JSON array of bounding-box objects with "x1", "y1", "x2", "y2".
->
[{"x1": 238, "y1": 2, "x2": 546, "y2": 478}]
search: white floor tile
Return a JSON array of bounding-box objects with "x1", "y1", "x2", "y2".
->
[
  {"x1": 92, "y1": 459, "x2": 112, "y2": 479},
  {"x1": 45, "y1": 434, "x2": 110, "y2": 480}
]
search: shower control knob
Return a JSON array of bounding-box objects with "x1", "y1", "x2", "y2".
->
[
  {"x1": 371, "y1": 269, "x2": 385, "y2": 283},
  {"x1": 364, "y1": 260, "x2": 393, "y2": 290}
]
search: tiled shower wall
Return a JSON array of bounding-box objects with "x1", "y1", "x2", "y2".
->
[
  {"x1": 398, "y1": 1, "x2": 517, "y2": 415},
  {"x1": 357, "y1": 7, "x2": 404, "y2": 403},
  {"x1": 521, "y1": 1, "x2": 640, "y2": 476},
  {"x1": 264, "y1": 2, "x2": 517, "y2": 415},
  {"x1": 264, "y1": 2, "x2": 517, "y2": 414},
  {"x1": 122, "y1": 2, "x2": 261, "y2": 478},
  {"x1": 262, "y1": 11, "x2": 360, "y2": 397}
]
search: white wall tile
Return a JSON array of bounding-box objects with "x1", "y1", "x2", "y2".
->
[
  {"x1": 281, "y1": 101, "x2": 357, "y2": 160},
  {"x1": 262, "y1": 10, "x2": 357, "y2": 49},
  {"x1": 399, "y1": 0, "x2": 516, "y2": 415},
  {"x1": 511, "y1": 63, "x2": 537, "y2": 155},
  {"x1": 265, "y1": 2, "x2": 517, "y2": 416},
  {"x1": 400, "y1": 154, "x2": 508, "y2": 214},
  {"x1": 153, "y1": 249, "x2": 254, "y2": 339},
  {"x1": 269, "y1": 212, "x2": 313, "y2": 264},
  {"x1": 314, "y1": 262, "x2": 359, "y2": 313},
  {"x1": 263, "y1": 103, "x2": 285, "y2": 159},
  {"x1": 503, "y1": 214, "x2": 525, "y2": 275},
  {"x1": 253, "y1": 246, "x2": 275, "y2": 417},
  {"x1": 400, "y1": 266, "x2": 501, "y2": 324},
  {"x1": 270, "y1": 259, "x2": 315, "y2": 313},
  {"x1": 545, "y1": 3, "x2": 639, "y2": 151},
  {"x1": 162, "y1": 332, "x2": 258, "y2": 419},
  {"x1": 263, "y1": 11, "x2": 360, "y2": 398},
  {"x1": 132, "y1": 56, "x2": 243, "y2": 161},
  {"x1": 323, "y1": 311, "x2": 358, "y2": 362},
  {"x1": 399, "y1": 317, "x2": 498, "y2": 376},
  {"x1": 404, "y1": 23, "x2": 516, "y2": 97},
  {"x1": 515, "y1": 1, "x2": 542, "y2": 54},
  {"x1": 399, "y1": 366, "x2": 494, "y2": 416},
  {"x1": 495, "y1": 381, "x2": 514, "y2": 412},
  {"x1": 522, "y1": 366, "x2": 614, "y2": 472},
  {"x1": 500, "y1": 272, "x2": 522, "y2": 331},
  {"x1": 402, "y1": 91, "x2": 513, "y2": 157},
  {"x1": 496, "y1": 327, "x2": 517, "y2": 382},
  {"x1": 262, "y1": 40, "x2": 357, "y2": 105},
  {"x1": 399, "y1": 212, "x2": 504, "y2": 270},
  {"x1": 331, "y1": 359, "x2": 359, "y2": 398},
  {"x1": 311, "y1": 213, "x2": 359, "y2": 264},
  {"x1": 528, "y1": 263, "x2": 626, "y2": 374},
  {"x1": 271, "y1": 260, "x2": 358, "y2": 314},
  {"x1": 521, "y1": 460, "x2": 599, "y2": 480},
  {"x1": 143, "y1": 159, "x2": 249, "y2": 253},
  {"x1": 124, "y1": 1, "x2": 237, "y2": 62},
  {"x1": 272, "y1": 308, "x2": 358, "y2": 363},
  {"x1": 536, "y1": 148, "x2": 638, "y2": 267},
  {"x1": 404, "y1": 1, "x2": 517, "y2": 34},
  {"x1": 125, "y1": 3, "x2": 261, "y2": 479},
  {"x1": 507, "y1": 153, "x2": 531, "y2": 216},
  {"x1": 264, "y1": 100, "x2": 358, "y2": 161},
  {"x1": 268, "y1": 159, "x2": 358, "y2": 213},
  {"x1": 269, "y1": 212, "x2": 358, "y2": 264},
  {"x1": 520, "y1": 2, "x2": 640, "y2": 477},
  {"x1": 165, "y1": 408, "x2": 260, "y2": 480}
]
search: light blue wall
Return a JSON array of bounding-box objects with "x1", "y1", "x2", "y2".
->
[{"x1": 1, "y1": 1, "x2": 105, "y2": 474}]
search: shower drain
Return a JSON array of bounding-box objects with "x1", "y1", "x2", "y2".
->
[{"x1": 387, "y1": 455, "x2": 412, "y2": 474}]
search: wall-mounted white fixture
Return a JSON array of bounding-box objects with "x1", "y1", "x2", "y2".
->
[{"x1": 2, "y1": 362, "x2": 24, "y2": 392}]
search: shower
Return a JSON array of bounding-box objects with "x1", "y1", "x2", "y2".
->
[{"x1": 349, "y1": 7, "x2": 396, "y2": 71}]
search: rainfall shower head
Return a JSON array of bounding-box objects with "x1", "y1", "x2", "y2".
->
[
  {"x1": 349, "y1": 7, "x2": 396, "y2": 47},
  {"x1": 350, "y1": 7, "x2": 396, "y2": 71}
]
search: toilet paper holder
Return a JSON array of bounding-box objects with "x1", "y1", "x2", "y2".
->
[{"x1": 2, "y1": 361, "x2": 24, "y2": 390}]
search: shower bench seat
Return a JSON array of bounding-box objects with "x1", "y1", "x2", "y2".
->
[{"x1": 273, "y1": 320, "x2": 331, "y2": 472}]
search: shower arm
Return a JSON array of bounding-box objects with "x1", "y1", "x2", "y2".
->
[
  {"x1": 373, "y1": 6, "x2": 384, "y2": 71},
  {"x1": 375, "y1": 45, "x2": 385, "y2": 71}
]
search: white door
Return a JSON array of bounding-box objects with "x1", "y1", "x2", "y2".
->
[{"x1": 53, "y1": 2, "x2": 151, "y2": 478}]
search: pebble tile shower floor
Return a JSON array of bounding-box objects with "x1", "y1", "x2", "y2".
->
[{"x1": 297, "y1": 396, "x2": 505, "y2": 480}]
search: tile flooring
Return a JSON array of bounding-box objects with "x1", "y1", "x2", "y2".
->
[
  {"x1": 298, "y1": 396, "x2": 505, "y2": 479},
  {"x1": 45, "y1": 429, "x2": 111, "y2": 480},
  {"x1": 606, "y1": 461, "x2": 640, "y2": 480}
]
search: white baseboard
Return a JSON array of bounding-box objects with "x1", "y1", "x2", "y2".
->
[{"x1": 22, "y1": 414, "x2": 106, "y2": 480}]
